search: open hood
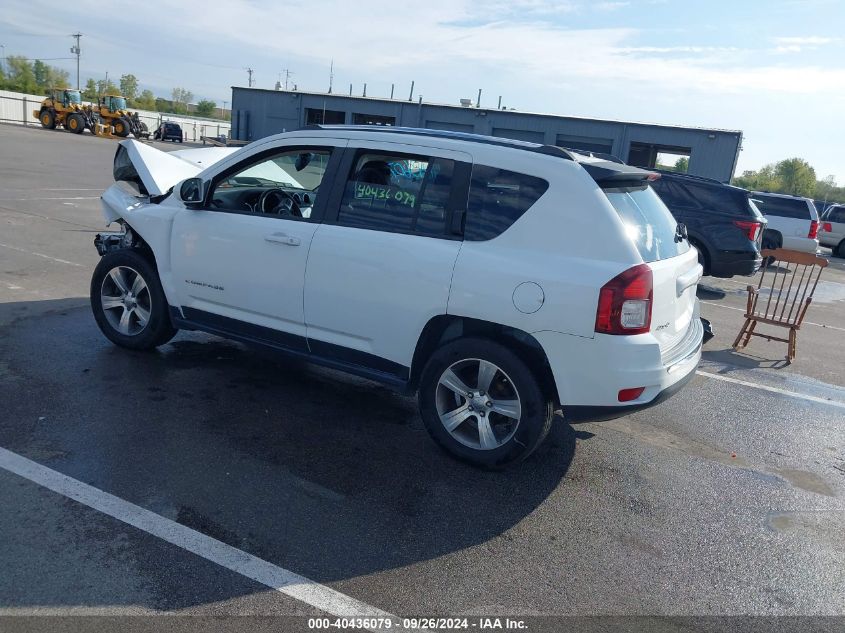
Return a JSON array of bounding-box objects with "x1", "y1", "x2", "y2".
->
[{"x1": 113, "y1": 140, "x2": 240, "y2": 197}]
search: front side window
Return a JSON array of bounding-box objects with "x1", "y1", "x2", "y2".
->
[
  {"x1": 209, "y1": 148, "x2": 331, "y2": 218},
  {"x1": 605, "y1": 185, "x2": 690, "y2": 262},
  {"x1": 464, "y1": 166, "x2": 548, "y2": 241},
  {"x1": 337, "y1": 152, "x2": 454, "y2": 236}
]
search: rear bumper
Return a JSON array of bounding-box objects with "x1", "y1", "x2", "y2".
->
[
  {"x1": 534, "y1": 309, "x2": 702, "y2": 412},
  {"x1": 781, "y1": 236, "x2": 820, "y2": 254},
  {"x1": 709, "y1": 250, "x2": 762, "y2": 278}
]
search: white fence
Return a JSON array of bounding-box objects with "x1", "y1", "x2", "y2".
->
[{"x1": 0, "y1": 89, "x2": 231, "y2": 142}]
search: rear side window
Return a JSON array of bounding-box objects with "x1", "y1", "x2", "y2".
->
[
  {"x1": 605, "y1": 185, "x2": 689, "y2": 262},
  {"x1": 337, "y1": 152, "x2": 454, "y2": 236},
  {"x1": 754, "y1": 195, "x2": 813, "y2": 220},
  {"x1": 465, "y1": 166, "x2": 548, "y2": 241},
  {"x1": 829, "y1": 206, "x2": 845, "y2": 223}
]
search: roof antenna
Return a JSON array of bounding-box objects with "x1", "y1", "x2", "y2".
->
[{"x1": 328, "y1": 59, "x2": 334, "y2": 94}]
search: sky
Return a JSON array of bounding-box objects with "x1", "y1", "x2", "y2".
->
[{"x1": 2, "y1": 0, "x2": 844, "y2": 179}]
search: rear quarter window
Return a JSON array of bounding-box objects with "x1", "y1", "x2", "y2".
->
[
  {"x1": 605, "y1": 185, "x2": 690, "y2": 262},
  {"x1": 464, "y1": 166, "x2": 548, "y2": 241},
  {"x1": 754, "y1": 195, "x2": 813, "y2": 220}
]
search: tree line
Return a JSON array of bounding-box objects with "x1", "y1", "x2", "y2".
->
[
  {"x1": 1, "y1": 55, "x2": 226, "y2": 120},
  {"x1": 732, "y1": 158, "x2": 844, "y2": 205}
]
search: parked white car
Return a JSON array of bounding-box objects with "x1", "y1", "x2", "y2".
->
[
  {"x1": 819, "y1": 203, "x2": 845, "y2": 258},
  {"x1": 91, "y1": 126, "x2": 703, "y2": 467},
  {"x1": 752, "y1": 191, "x2": 820, "y2": 254}
]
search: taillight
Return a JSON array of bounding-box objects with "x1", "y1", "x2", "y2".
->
[
  {"x1": 822, "y1": 222, "x2": 833, "y2": 233},
  {"x1": 733, "y1": 220, "x2": 762, "y2": 241},
  {"x1": 595, "y1": 264, "x2": 653, "y2": 335},
  {"x1": 808, "y1": 220, "x2": 819, "y2": 239}
]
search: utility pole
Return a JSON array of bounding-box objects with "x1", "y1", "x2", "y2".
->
[
  {"x1": 283, "y1": 68, "x2": 294, "y2": 90},
  {"x1": 0, "y1": 45, "x2": 5, "y2": 76},
  {"x1": 70, "y1": 33, "x2": 82, "y2": 90},
  {"x1": 245, "y1": 67, "x2": 254, "y2": 88},
  {"x1": 328, "y1": 59, "x2": 333, "y2": 94}
]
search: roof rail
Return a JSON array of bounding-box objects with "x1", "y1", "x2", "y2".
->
[
  {"x1": 561, "y1": 147, "x2": 625, "y2": 164},
  {"x1": 303, "y1": 125, "x2": 574, "y2": 160}
]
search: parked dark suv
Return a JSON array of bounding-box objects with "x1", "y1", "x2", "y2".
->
[
  {"x1": 153, "y1": 121, "x2": 183, "y2": 142},
  {"x1": 650, "y1": 171, "x2": 765, "y2": 278}
]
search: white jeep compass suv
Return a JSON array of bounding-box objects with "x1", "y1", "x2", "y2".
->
[{"x1": 91, "y1": 126, "x2": 703, "y2": 467}]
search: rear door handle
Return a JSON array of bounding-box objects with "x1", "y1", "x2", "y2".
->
[{"x1": 265, "y1": 232, "x2": 301, "y2": 246}]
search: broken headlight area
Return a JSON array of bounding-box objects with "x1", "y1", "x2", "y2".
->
[{"x1": 94, "y1": 222, "x2": 138, "y2": 256}]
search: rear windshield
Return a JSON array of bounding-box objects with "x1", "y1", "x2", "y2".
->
[
  {"x1": 652, "y1": 178, "x2": 759, "y2": 218},
  {"x1": 605, "y1": 185, "x2": 690, "y2": 262},
  {"x1": 753, "y1": 194, "x2": 815, "y2": 220}
]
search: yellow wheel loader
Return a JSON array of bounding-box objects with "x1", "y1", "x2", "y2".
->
[
  {"x1": 33, "y1": 89, "x2": 87, "y2": 132},
  {"x1": 33, "y1": 90, "x2": 150, "y2": 139},
  {"x1": 94, "y1": 95, "x2": 150, "y2": 139}
]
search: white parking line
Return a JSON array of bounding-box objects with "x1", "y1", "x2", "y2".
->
[
  {"x1": 700, "y1": 300, "x2": 845, "y2": 332},
  {"x1": 696, "y1": 370, "x2": 845, "y2": 409},
  {"x1": 0, "y1": 196, "x2": 100, "y2": 201},
  {"x1": 0, "y1": 446, "x2": 398, "y2": 629},
  {"x1": 0, "y1": 242, "x2": 84, "y2": 268}
]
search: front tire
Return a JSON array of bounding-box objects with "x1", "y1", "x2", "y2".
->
[
  {"x1": 66, "y1": 113, "x2": 85, "y2": 134},
  {"x1": 90, "y1": 249, "x2": 177, "y2": 350},
  {"x1": 113, "y1": 117, "x2": 130, "y2": 137},
  {"x1": 418, "y1": 338, "x2": 554, "y2": 468},
  {"x1": 40, "y1": 109, "x2": 56, "y2": 129}
]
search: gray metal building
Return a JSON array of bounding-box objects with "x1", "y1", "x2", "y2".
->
[{"x1": 230, "y1": 87, "x2": 743, "y2": 182}]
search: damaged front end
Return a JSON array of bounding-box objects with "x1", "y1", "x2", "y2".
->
[{"x1": 94, "y1": 221, "x2": 142, "y2": 256}]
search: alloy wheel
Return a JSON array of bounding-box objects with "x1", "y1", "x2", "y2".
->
[
  {"x1": 435, "y1": 358, "x2": 522, "y2": 450},
  {"x1": 100, "y1": 266, "x2": 152, "y2": 336}
]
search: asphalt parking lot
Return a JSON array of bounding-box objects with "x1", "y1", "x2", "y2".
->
[{"x1": 1, "y1": 123, "x2": 843, "y2": 630}]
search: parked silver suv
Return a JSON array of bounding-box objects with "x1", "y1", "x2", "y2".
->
[{"x1": 819, "y1": 203, "x2": 845, "y2": 258}]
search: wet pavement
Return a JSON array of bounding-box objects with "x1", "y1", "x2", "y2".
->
[{"x1": 1, "y1": 124, "x2": 843, "y2": 625}]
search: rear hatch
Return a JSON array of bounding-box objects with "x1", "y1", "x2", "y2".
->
[{"x1": 580, "y1": 160, "x2": 701, "y2": 353}]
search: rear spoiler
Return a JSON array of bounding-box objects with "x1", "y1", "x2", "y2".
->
[{"x1": 579, "y1": 160, "x2": 657, "y2": 186}]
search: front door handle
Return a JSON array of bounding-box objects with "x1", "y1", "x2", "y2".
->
[{"x1": 265, "y1": 232, "x2": 301, "y2": 246}]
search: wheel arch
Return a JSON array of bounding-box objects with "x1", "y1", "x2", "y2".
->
[
  {"x1": 762, "y1": 227, "x2": 783, "y2": 247},
  {"x1": 409, "y1": 315, "x2": 560, "y2": 406}
]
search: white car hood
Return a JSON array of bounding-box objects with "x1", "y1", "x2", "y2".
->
[{"x1": 118, "y1": 140, "x2": 239, "y2": 196}]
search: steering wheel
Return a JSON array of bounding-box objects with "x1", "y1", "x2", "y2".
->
[{"x1": 258, "y1": 188, "x2": 301, "y2": 217}]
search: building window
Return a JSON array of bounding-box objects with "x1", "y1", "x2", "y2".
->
[
  {"x1": 305, "y1": 108, "x2": 345, "y2": 125},
  {"x1": 351, "y1": 113, "x2": 396, "y2": 126},
  {"x1": 628, "y1": 142, "x2": 691, "y2": 171}
]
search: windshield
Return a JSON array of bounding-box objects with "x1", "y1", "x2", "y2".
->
[
  {"x1": 605, "y1": 184, "x2": 690, "y2": 262},
  {"x1": 66, "y1": 91, "x2": 81, "y2": 104},
  {"x1": 227, "y1": 152, "x2": 328, "y2": 190},
  {"x1": 110, "y1": 97, "x2": 127, "y2": 111}
]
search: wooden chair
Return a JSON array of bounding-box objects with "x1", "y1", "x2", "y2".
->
[{"x1": 733, "y1": 249, "x2": 828, "y2": 362}]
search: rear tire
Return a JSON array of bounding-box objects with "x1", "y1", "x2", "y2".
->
[
  {"x1": 90, "y1": 249, "x2": 177, "y2": 351},
  {"x1": 761, "y1": 231, "x2": 781, "y2": 267},
  {"x1": 40, "y1": 110, "x2": 56, "y2": 129},
  {"x1": 836, "y1": 241, "x2": 845, "y2": 259},
  {"x1": 418, "y1": 338, "x2": 554, "y2": 468},
  {"x1": 66, "y1": 113, "x2": 85, "y2": 134}
]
